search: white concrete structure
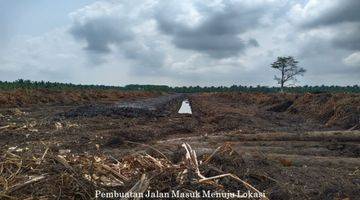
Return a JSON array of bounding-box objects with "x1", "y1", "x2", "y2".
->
[{"x1": 178, "y1": 99, "x2": 192, "y2": 114}]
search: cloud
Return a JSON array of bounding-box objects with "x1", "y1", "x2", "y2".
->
[
  {"x1": 332, "y1": 24, "x2": 360, "y2": 51},
  {"x1": 298, "y1": 0, "x2": 360, "y2": 28},
  {"x1": 343, "y1": 52, "x2": 360, "y2": 67},
  {"x1": 2, "y1": 0, "x2": 360, "y2": 86},
  {"x1": 154, "y1": 0, "x2": 270, "y2": 58},
  {"x1": 248, "y1": 38, "x2": 259, "y2": 47},
  {"x1": 68, "y1": 1, "x2": 166, "y2": 70},
  {"x1": 70, "y1": 16, "x2": 133, "y2": 53},
  {"x1": 291, "y1": 0, "x2": 360, "y2": 51}
]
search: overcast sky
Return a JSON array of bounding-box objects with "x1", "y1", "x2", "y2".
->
[{"x1": 0, "y1": 0, "x2": 359, "y2": 86}]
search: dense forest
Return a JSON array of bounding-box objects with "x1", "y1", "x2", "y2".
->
[{"x1": 0, "y1": 79, "x2": 359, "y2": 93}]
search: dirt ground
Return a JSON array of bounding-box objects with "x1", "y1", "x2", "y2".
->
[{"x1": 0, "y1": 90, "x2": 359, "y2": 199}]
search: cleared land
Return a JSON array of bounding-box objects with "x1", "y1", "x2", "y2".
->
[{"x1": 0, "y1": 90, "x2": 359, "y2": 199}]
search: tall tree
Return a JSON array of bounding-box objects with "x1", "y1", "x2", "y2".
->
[{"x1": 271, "y1": 56, "x2": 306, "y2": 92}]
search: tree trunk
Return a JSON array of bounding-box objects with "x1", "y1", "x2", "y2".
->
[{"x1": 280, "y1": 66, "x2": 285, "y2": 93}]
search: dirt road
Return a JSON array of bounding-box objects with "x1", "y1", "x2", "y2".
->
[{"x1": 62, "y1": 93, "x2": 186, "y2": 118}]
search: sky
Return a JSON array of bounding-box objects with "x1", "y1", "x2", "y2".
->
[{"x1": 0, "y1": 0, "x2": 359, "y2": 86}]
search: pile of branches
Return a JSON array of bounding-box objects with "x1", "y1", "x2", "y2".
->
[{"x1": 0, "y1": 143, "x2": 268, "y2": 199}]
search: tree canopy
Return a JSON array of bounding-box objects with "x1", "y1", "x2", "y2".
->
[{"x1": 271, "y1": 56, "x2": 306, "y2": 91}]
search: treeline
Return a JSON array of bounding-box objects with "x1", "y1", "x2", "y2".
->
[
  {"x1": 124, "y1": 84, "x2": 360, "y2": 93},
  {"x1": 0, "y1": 79, "x2": 359, "y2": 93},
  {"x1": 0, "y1": 79, "x2": 120, "y2": 90}
]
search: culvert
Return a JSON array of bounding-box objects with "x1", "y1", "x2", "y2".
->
[{"x1": 178, "y1": 99, "x2": 192, "y2": 114}]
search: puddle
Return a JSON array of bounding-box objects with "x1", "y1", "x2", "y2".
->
[{"x1": 178, "y1": 99, "x2": 192, "y2": 114}]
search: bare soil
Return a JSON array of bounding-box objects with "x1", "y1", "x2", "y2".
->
[{"x1": 0, "y1": 90, "x2": 359, "y2": 199}]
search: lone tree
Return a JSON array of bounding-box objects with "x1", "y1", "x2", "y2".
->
[{"x1": 271, "y1": 56, "x2": 306, "y2": 92}]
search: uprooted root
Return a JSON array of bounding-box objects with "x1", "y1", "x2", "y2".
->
[{"x1": 0, "y1": 143, "x2": 268, "y2": 199}]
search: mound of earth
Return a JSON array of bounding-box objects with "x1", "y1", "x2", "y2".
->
[
  {"x1": 209, "y1": 92, "x2": 359, "y2": 130},
  {"x1": 0, "y1": 89, "x2": 160, "y2": 107},
  {"x1": 288, "y1": 93, "x2": 360, "y2": 129}
]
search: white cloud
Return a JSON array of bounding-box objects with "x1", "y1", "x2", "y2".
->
[{"x1": 343, "y1": 52, "x2": 360, "y2": 67}]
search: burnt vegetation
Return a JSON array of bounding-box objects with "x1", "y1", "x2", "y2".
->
[{"x1": 0, "y1": 82, "x2": 359, "y2": 199}]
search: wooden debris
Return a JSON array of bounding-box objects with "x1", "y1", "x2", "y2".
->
[
  {"x1": 0, "y1": 125, "x2": 11, "y2": 130},
  {"x1": 181, "y1": 143, "x2": 269, "y2": 200},
  {"x1": 97, "y1": 163, "x2": 129, "y2": 182},
  {"x1": 6, "y1": 175, "x2": 47, "y2": 194},
  {"x1": 122, "y1": 174, "x2": 149, "y2": 200},
  {"x1": 54, "y1": 122, "x2": 63, "y2": 130},
  {"x1": 0, "y1": 142, "x2": 271, "y2": 199}
]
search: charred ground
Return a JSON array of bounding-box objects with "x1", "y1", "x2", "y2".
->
[{"x1": 0, "y1": 90, "x2": 359, "y2": 199}]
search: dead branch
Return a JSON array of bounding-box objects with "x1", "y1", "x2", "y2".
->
[
  {"x1": 122, "y1": 174, "x2": 149, "y2": 200},
  {"x1": 98, "y1": 163, "x2": 129, "y2": 182},
  {"x1": 36, "y1": 147, "x2": 49, "y2": 165},
  {"x1": 144, "y1": 154, "x2": 164, "y2": 170},
  {"x1": 0, "y1": 125, "x2": 10, "y2": 130},
  {"x1": 6, "y1": 174, "x2": 47, "y2": 194},
  {"x1": 124, "y1": 141, "x2": 169, "y2": 161},
  {"x1": 182, "y1": 143, "x2": 269, "y2": 200},
  {"x1": 182, "y1": 143, "x2": 205, "y2": 179},
  {"x1": 199, "y1": 173, "x2": 269, "y2": 200},
  {"x1": 55, "y1": 155, "x2": 73, "y2": 171},
  {"x1": 202, "y1": 145, "x2": 223, "y2": 164}
]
